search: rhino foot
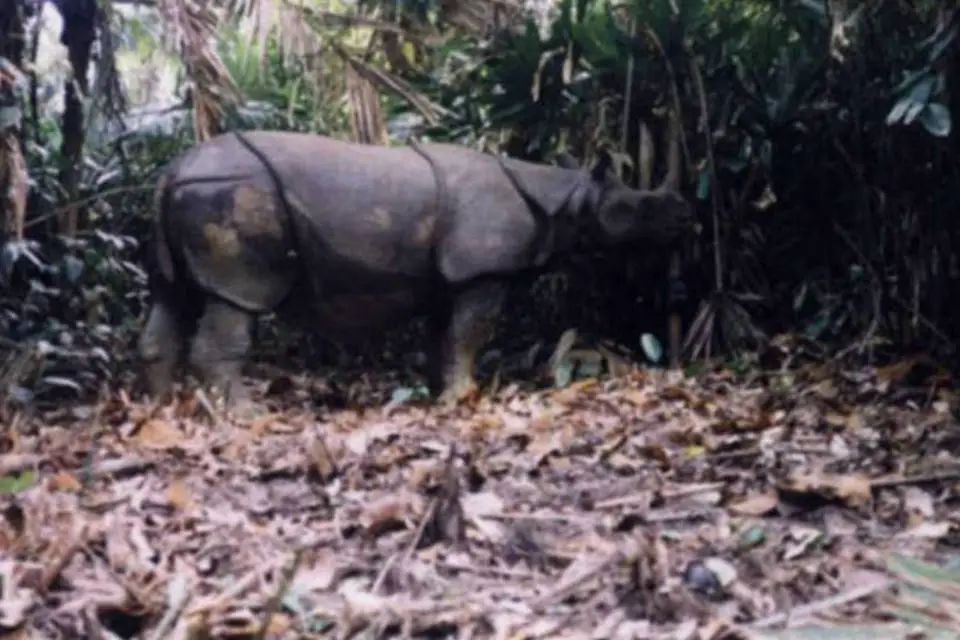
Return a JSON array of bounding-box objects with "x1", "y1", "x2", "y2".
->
[
  {"x1": 437, "y1": 376, "x2": 480, "y2": 407},
  {"x1": 225, "y1": 395, "x2": 264, "y2": 422},
  {"x1": 139, "y1": 300, "x2": 187, "y2": 400},
  {"x1": 188, "y1": 299, "x2": 255, "y2": 411},
  {"x1": 431, "y1": 279, "x2": 507, "y2": 407}
]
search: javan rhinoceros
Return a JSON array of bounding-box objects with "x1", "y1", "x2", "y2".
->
[{"x1": 137, "y1": 131, "x2": 695, "y2": 411}]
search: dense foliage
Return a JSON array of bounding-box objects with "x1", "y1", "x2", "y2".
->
[{"x1": 0, "y1": 0, "x2": 957, "y2": 406}]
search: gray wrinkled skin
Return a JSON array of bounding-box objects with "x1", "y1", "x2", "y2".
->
[{"x1": 137, "y1": 131, "x2": 696, "y2": 410}]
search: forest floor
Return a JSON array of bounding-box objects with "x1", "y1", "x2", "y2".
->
[{"x1": 3, "y1": 347, "x2": 960, "y2": 639}]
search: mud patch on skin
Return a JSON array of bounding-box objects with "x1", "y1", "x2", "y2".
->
[
  {"x1": 372, "y1": 207, "x2": 392, "y2": 230},
  {"x1": 415, "y1": 215, "x2": 436, "y2": 245},
  {"x1": 232, "y1": 185, "x2": 281, "y2": 237},
  {"x1": 203, "y1": 223, "x2": 242, "y2": 261}
]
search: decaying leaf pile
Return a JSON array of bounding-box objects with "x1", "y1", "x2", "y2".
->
[{"x1": 3, "y1": 346, "x2": 960, "y2": 639}]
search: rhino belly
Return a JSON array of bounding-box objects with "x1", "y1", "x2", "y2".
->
[{"x1": 309, "y1": 287, "x2": 429, "y2": 339}]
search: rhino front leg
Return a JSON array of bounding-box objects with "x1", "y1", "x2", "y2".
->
[
  {"x1": 431, "y1": 279, "x2": 507, "y2": 405},
  {"x1": 139, "y1": 300, "x2": 187, "y2": 399},
  {"x1": 188, "y1": 299, "x2": 255, "y2": 412}
]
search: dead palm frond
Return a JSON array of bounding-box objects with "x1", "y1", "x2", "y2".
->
[
  {"x1": 86, "y1": 0, "x2": 128, "y2": 133},
  {"x1": 329, "y1": 41, "x2": 453, "y2": 127},
  {"x1": 683, "y1": 291, "x2": 766, "y2": 361},
  {"x1": 346, "y1": 63, "x2": 386, "y2": 145},
  {"x1": 155, "y1": 0, "x2": 242, "y2": 142},
  {"x1": 153, "y1": 0, "x2": 540, "y2": 148},
  {"x1": 439, "y1": 0, "x2": 527, "y2": 36}
]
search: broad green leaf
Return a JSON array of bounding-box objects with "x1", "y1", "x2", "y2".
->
[
  {"x1": 903, "y1": 99, "x2": 927, "y2": 125},
  {"x1": 738, "y1": 525, "x2": 767, "y2": 550},
  {"x1": 0, "y1": 471, "x2": 34, "y2": 494},
  {"x1": 640, "y1": 333, "x2": 663, "y2": 364},
  {"x1": 927, "y1": 26, "x2": 958, "y2": 64},
  {"x1": 553, "y1": 359, "x2": 575, "y2": 388},
  {"x1": 885, "y1": 95, "x2": 912, "y2": 125},
  {"x1": 918, "y1": 102, "x2": 951, "y2": 138},
  {"x1": 386, "y1": 385, "x2": 428, "y2": 409},
  {"x1": 696, "y1": 171, "x2": 710, "y2": 201},
  {"x1": 887, "y1": 552, "x2": 960, "y2": 586},
  {"x1": 804, "y1": 310, "x2": 830, "y2": 340},
  {"x1": 907, "y1": 74, "x2": 935, "y2": 104},
  {"x1": 548, "y1": 328, "x2": 578, "y2": 373},
  {"x1": 577, "y1": 355, "x2": 603, "y2": 378}
]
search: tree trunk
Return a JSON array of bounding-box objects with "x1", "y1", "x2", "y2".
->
[
  {"x1": 0, "y1": 2, "x2": 27, "y2": 244},
  {"x1": 57, "y1": 3, "x2": 98, "y2": 237}
]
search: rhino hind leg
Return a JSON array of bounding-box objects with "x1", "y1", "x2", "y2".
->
[
  {"x1": 430, "y1": 279, "x2": 507, "y2": 405},
  {"x1": 188, "y1": 298, "x2": 255, "y2": 411},
  {"x1": 139, "y1": 300, "x2": 188, "y2": 399}
]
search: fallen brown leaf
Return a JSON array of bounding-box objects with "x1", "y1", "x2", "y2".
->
[
  {"x1": 131, "y1": 419, "x2": 185, "y2": 450},
  {"x1": 46, "y1": 471, "x2": 82, "y2": 493},
  {"x1": 728, "y1": 491, "x2": 779, "y2": 517},
  {"x1": 778, "y1": 471, "x2": 873, "y2": 508}
]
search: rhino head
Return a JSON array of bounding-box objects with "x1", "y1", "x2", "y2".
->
[{"x1": 556, "y1": 150, "x2": 697, "y2": 246}]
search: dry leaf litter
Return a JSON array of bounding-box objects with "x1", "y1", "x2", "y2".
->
[{"x1": 2, "y1": 351, "x2": 960, "y2": 639}]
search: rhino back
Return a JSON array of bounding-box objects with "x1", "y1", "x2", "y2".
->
[{"x1": 232, "y1": 132, "x2": 446, "y2": 296}]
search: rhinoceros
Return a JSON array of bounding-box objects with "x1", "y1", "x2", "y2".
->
[{"x1": 137, "y1": 131, "x2": 695, "y2": 411}]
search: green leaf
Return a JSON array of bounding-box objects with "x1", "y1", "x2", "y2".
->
[
  {"x1": 578, "y1": 355, "x2": 603, "y2": 378},
  {"x1": 907, "y1": 74, "x2": 935, "y2": 105},
  {"x1": 548, "y1": 329, "x2": 578, "y2": 373},
  {"x1": 738, "y1": 525, "x2": 767, "y2": 551},
  {"x1": 804, "y1": 309, "x2": 830, "y2": 339},
  {"x1": 918, "y1": 102, "x2": 951, "y2": 138},
  {"x1": 885, "y1": 95, "x2": 912, "y2": 125},
  {"x1": 696, "y1": 171, "x2": 710, "y2": 201},
  {"x1": 640, "y1": 333, "x2": 663, "y2": 364},
  {"x1": 386, "y1": 385, "x2": 429, "y2": 409},
  {"x1": 553, "y1": 359, "x2": 575, "y2": 388},
  {"x1": 903, "y1": 99, "x2": 927, "y2": 125},
  {"x1": 927, "y1": 26, "x2": 957, "y2": 64},
  {"x1": 0, "y1": 471, "x2": 35, "y2": 494}
]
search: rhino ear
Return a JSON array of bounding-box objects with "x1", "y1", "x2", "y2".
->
[
  {"x1": 591, "y1": 149, "x2": 624, "y2": 187},
  {"x1": 555, "y1": 152, "x2": 580, "y2": 169}
]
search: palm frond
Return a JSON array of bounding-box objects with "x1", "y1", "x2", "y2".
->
[
  {"x1": 346, "y1": 64, "x2": 386, "y2": 145},
  {"x1": 87, "y1": 0, "x2": 128, "y2": 130},
  {"x1": 155, "y1": 0, "x2": 242, "y2": 141},
  {"x1": 330, "y1": 42, "x2": 453, "y2": 127}
]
